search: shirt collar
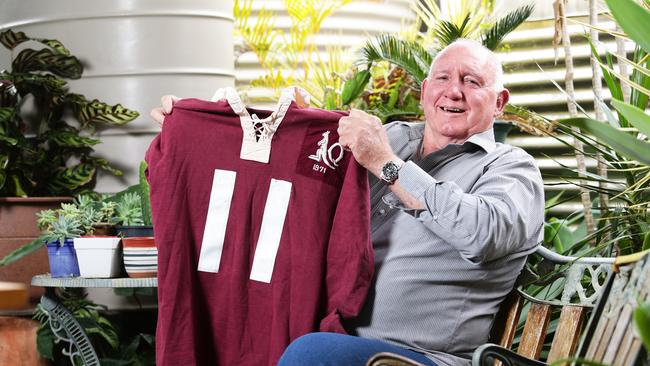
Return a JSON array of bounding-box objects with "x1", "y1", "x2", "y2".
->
[
  {"x1": 408, "y1": 123, "x2": 496, "y2": 154},
  {"x1": 466, "y1": 128, "x2": 496, "y2": 153}
]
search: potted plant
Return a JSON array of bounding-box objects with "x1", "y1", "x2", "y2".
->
[
  {"x1": 114, "y1": 192, "x2": 157, "y2": 278},
  {"x1": 71, "y1": 195, "x2": 122, "y2": 278},
  {"x1": 109, "y1": 164, "x2": 156, "y2": 278},
  {"x1": 0, "y1": 29, "x2": 138, "y2": 286},
  {"x1": 36, "y1": 205, "x2": 82, "y2": 278}
]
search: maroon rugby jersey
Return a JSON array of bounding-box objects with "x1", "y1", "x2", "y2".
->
[{"x1": 146, "y1": 87, "x2": 373, "y2": 365}]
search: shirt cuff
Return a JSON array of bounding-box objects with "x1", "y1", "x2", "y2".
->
[{"x1": 399, "y1": 161, "x2": 437, "y2": 200}]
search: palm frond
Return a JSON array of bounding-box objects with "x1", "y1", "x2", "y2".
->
[
  {"x1": 360, "y1": 34, "x2": 435, "y2": 84},
  {"x1": 435, "y1": 13, "x2": 472, "y2": 49},
  {"x1": 481, "y1": 4, "x2": 534, "y2": 50}
]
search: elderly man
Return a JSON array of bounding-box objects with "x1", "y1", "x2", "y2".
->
[{"x1": 151, "y1": 39, "x2": 544, "y2": 366}]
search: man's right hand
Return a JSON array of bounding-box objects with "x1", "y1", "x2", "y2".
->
[{"x1": 150, "y1": 95, "x2": 180, "y2": 127}]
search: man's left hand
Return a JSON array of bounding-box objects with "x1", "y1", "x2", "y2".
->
[{"x1": 338, "y1": 109, "x2": 397, "y2": 177}]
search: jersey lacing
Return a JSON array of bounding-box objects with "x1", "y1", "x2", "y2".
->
[{"x1": 210, "y1": 87, "x2": 311, "y2": 163}]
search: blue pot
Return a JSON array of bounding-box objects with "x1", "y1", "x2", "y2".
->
[{"x1": 46, "y1": 239, "x2": 80, "y2": 278}]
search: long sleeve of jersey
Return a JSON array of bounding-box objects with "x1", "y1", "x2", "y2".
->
[
  {"x1": 320, "y1": 155, "x2": 372, "y2": 333},
  {"x1": 145, "y1": 87, "x2": 373, "y2": 366}
]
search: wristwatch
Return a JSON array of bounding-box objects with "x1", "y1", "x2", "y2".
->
[{"x1": 379, "y1": 160, "x2": 404, "y2": 185}]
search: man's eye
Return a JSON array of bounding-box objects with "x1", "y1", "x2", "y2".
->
[
  {"x1": 436, "y1": 76, "x2": 448, "y2": 81},
  {"x1": 465, "y1": 78, "x2": 479, "y2": 86}
]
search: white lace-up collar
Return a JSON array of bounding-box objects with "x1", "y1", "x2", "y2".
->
[{"x1": 210, "y1": 87, "x2": 310, "y2": 163}]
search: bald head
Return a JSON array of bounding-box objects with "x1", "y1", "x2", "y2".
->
[{"x1": 429, "y1": 39, "x2": 504, "y2": 91}]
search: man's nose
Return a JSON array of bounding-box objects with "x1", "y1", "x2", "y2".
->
[{"x1": 445, "y1": 80, "x2": 463, "y2": 99}]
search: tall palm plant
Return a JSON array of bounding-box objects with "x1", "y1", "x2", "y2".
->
[
  {"x1": 360, "y1": 4, "x2": 535, "y2": 85},
  {"x1": 343, "y1": 4, "x2": 553, "y2": 133},
  {"x1": 549, "y1": 0, "x2": 650, "y2": 256}
]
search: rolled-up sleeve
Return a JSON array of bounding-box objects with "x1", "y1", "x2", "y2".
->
[{"x1": 399, "y1": 148, "x2": 545, "y2": 264}]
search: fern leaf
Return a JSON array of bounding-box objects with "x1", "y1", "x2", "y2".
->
[
  {"x1": 360, "y1": 34, "x2": 434, "y2": 84},
  {"x1": 481, "y1": 4, "x2": 534, "y2": 51},
  {"x1": 435, "y1": 13, "x2": 472, "y2": 48}
]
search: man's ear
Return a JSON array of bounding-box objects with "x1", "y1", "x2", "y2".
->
[
  {"x1": 495, "y1": 89, "x2": 510, "y2": 115},
  {"x1": 420, "y1": 78, "x2": 429, "y2": 105}
]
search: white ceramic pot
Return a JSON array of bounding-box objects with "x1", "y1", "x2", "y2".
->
[{"x1": 73, "y1": 237, "x2": 122, "y2": 278}]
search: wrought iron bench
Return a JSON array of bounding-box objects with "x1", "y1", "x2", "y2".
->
[{"x1": 366, "y1": 246, "x2": 650, "y2": 366}]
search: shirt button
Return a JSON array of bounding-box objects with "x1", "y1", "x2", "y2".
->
[
  {"x1": 433, "y1": 215, "x2": 439, "y2": 220},
  {"x1": 378, "y1": 209, "x2": 386, "y2": 216}
]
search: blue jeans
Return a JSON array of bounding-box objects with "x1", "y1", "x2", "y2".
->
[{"x1": 277, "y1": 332, "x2": 438, "y2": 366}]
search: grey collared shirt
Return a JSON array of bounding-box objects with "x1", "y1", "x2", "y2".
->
[{"x1": 348, "y1": 121, "x2": 545, "y2": 366}]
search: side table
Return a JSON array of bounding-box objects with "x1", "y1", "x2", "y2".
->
[{"x1": 31, "y1": 275, "x2": 157, "y2": 366}]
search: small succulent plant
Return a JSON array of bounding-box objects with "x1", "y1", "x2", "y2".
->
[{"x1": 114, "y1": 192, "x2": 144, "y2": 226}]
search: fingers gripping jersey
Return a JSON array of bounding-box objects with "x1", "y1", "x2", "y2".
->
[{"x1": 146, "y1": 87, "x2": 373, "y2": 366}]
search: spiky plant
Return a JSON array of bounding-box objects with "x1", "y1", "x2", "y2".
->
[
  {"x1": 433, "y1": 14, "x2": 474, "y2": 49},
  {"x1": 354, "y1": 4, "x2": 536, "y2": 125},
  {"x1": 481, "y1": 5, "x2": 534, "y2": 51},
  {"x1": 42, "y1": 215, "x2": 82, "y2": 245},
  {"x1": 233, "y1": 0, "x2": 353, "y2": 108},
  {"x1": 361, "y1": 34, "x2": 434, "y2": 85},
  {"x1": 114, "y1": 192, "x2": 144, "y2": 226}
]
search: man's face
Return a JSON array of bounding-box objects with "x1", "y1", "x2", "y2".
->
[{"x1": 420, "y1": 45, "x2": 508, "y2": 141}]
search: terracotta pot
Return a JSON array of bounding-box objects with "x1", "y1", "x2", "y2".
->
[
  {"x1": 122, "y1": 237, "x2": 157, "y2": 278},
  {"x1": 0, "y1": 197, "x2": 72, "y2": 302},
  {"x1": 0, "y1": 316, "x2": 48, "y2": 366}
]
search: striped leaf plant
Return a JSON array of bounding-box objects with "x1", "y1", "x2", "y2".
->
[{"x1": 0, "y1": 29, "x2": 139, "y2": 197}]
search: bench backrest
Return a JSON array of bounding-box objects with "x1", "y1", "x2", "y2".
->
[{"x1": 490, "y1": 253, "x2": 649, "y2": 364}]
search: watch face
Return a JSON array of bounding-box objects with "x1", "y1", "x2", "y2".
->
[{"x1": 382, "y1": 162, "x2": 399, "y2": 183}]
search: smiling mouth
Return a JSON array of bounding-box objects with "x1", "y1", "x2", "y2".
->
[{"x1": 440, "y1": 106, "x2": 465, "y2": 113}]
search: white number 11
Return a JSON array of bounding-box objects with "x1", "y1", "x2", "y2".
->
[{"x1": 197, "y1": 169, "x2": 292, "y2": 283}]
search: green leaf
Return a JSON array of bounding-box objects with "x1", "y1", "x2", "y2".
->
[
  {"x1": 0, "y1": 135, "x2": 18, "y2": 145},
  {"x1": 598, "y1": 100, "x2": 620, "y2": 128},
  {"x1": 481, "y1": 4, "x2": 534, "y2": 51},
  {"x1": 643, "y1": 231, "x2": 650, "y2": 251},
  {"x1": 10, "y1": 174, "x2": 28, "y2": 197},
  {"x1": 605, "y1": 0, "x2": 650, "y2": 53},
  {"x1": 0, "y1": 29, "x2": 29, "y2": 50},
  {"x1": 87, "y1": 156, "x2": 123, "y2": 176},
  {"x1": 38, "y1": 39, "x2": 71, "y2": 56},
  {"x1": 634, "y1": 301, "x2": 650, "y2": 352},
  {"x1": 68, "y1": 94, "x2": 139, "y2": 126},
  {"x1": 0, "y1": 106, "x2": 14, "y2": 123},
  {"x1": 435, "y1": 14, "x2": 472, "y2": 49},
  {"x1": 13, "y1": 74, "x2": 68, "y2": 98},
  {"x1": 0, "y1": 235, "x2": 47, "y2": 266},
  {"x1": 341, "y1": 69, "x2": 371, "y2": 106},
  {"x1": 630, "y1": 47, "x2": 650, "y2": 111},
  {"x1": 12, "y1": 48, "x2": 83, "y2": 79},
  {"x1": 561, "y1": 117, "x2": 650, "y2": 165},
  {"x1": 0, "y1": 30, "x2": 71, "y2": 56},
  {"x1": 49, "y1": 129, "x2": 101, "y2": 148},
  {"x1": 47, "y1": 163, "x2": 96, "y2": 194},
  {"x1": 361, "y1": 34, "x2": 434, "y2": 84},
  {"x1": 36, "y1": 325, "x2": 55, "y2": 360},
  {"x1": 587, "y1": 36, "x2": 627, "y2": 126},
  {"x1": 610, "y1": 99, "x2": 650, "y2": 137},
  {"x1": 139, "y1": 161, "x2": 152, "y2": 226},
  {"x1": 96, "y1": 316, "x2": 120, "y2": 349}
]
